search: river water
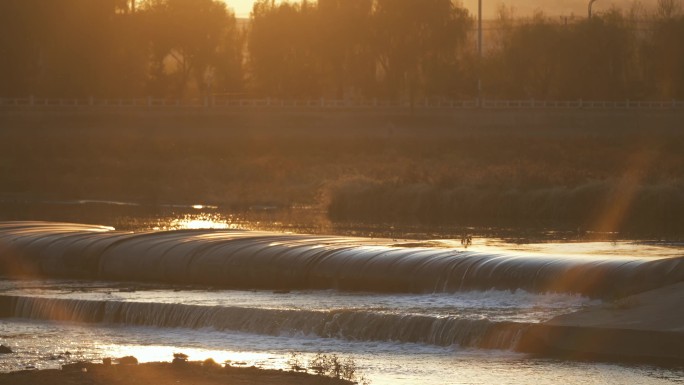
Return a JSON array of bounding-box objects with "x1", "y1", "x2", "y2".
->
[{"x1": 0, "y1": 201, "x2": 682, "y2": 384}]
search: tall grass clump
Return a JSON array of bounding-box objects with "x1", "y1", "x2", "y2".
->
[{"x1": 326, "y1": 178, "x2": 684, "y2": 236}]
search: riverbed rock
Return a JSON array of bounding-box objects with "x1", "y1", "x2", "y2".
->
[
  {"x1": 0, "y1": 345, "x2": 12, "y2": 354},
  {"x1": 116, "y1": 356, "x2": 138, "y2": 365}
]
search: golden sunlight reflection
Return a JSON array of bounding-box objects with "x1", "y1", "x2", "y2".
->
[
  {"x1": 159, "y1": 213, "x2": 242, "y2": 231},
  {"x1": 98, "y1": 344, "x2": 282, "y2": 368},
  {"x1": 192, "y1": 204, "x2": 218, "y2": 210},
  {"x1": 391, "y1": 238, "x2": 683, "y2": 259},
  {"x1": 473, "y1": 239, "x2": 683, "y2": 259}
]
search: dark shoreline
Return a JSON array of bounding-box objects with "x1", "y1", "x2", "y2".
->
[{"x1": 0, "y1": 361, "x2": 353, "y2": 385}]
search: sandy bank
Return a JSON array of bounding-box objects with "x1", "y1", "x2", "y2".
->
[
  {"x1": 518, "y1": 282, "x2": 684, "y2": 365},
  {"x1": 0, "y1": 361, "x2": 353, "y2": 385}
]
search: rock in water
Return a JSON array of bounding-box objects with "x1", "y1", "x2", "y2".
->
[
  {"x1": 0, "y1": 345, "x2": 12, "y2": 354},
  {"x1": 117, "y1": 356, "x2": 138, "y2": 365}
]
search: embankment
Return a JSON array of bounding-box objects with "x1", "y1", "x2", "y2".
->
[{"x1": 1, "y1": 108, "x2": 683, "y2": 236}]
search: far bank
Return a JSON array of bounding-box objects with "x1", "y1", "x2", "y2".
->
[{"x1": 1, "y1": 108, "x2": 683, "y2": 238}]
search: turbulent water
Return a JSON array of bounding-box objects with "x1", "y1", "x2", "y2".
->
[{"x1": 0, "y1": 221, "x2": 683, "y2": 384}]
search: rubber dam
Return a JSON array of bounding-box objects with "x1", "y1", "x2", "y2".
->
[{"x1": 1, "y1": 221, "x2": 682, "y2": 299}]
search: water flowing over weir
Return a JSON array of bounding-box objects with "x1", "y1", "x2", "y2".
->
[
  {"x1": 1, "y1": 221, "x2": 683, "y2": 298},
  {"x1": 0, "y1": 295, "x2": 524, "y2": 350}
]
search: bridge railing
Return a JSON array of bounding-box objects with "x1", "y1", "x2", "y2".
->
[{"x1": 0, "y1": 97, "x2": 682, "y2": 110}]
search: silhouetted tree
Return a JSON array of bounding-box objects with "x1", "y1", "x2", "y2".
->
[
  {"x1": 484, "y1": 9, "x2": 639, "y2": 99},
  {"x1": 0, "y1": 0, "x2": 147, "y2": 98},
  {"x1": 486, "y1": 13, "x2": 563, "y2": 98},
  {"x1": 371, "y1": 0, "x2": 472, "y2": 103},
  {"x1": 0, "y1": 0, "x2": 49, "y2": 97},
  {"x1": 141, "y1": 0, "x2": 240, "y2": 98},
  {"x1": 248, "y1": 0, "x2": 322, "y2": 98},
  {"x1": 2, "y1": 0, "x2": 683, "y2": 101},
  {"x1": 646, "y1": 15, "x2": 684, "y2": 98},
  {"x1": 316, "y1": 0, "x2": 375, "y2": 98},
  {"x1": 570, "y1": 9, "x2": 638, "y2": 99}
]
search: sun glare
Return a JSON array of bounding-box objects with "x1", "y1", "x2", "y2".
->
[
  {"x1": 163, "y1": 213, "x2": 238, "y2": 230},
  {"x1": 170, "y1": 217, "x2": 233, "y2": 230},
  {"x1": 98, "y1": 344, "x2": 279, "y2": 368},
  {"x1": 223, "y1": 0, "x2": 257, "y2": 17}
]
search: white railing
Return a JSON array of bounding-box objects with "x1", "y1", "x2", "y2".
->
[{"x1": 0, "y1": 97, "x2": 682, "y2": 110}]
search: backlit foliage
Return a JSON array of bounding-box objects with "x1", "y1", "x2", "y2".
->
[{"x1": 1, "y1": 0, "x2": 683, "y2": 100}]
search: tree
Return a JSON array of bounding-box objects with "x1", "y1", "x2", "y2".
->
[
  {"x1": 316, "y1": 0, "x2": 375, "y2": 98},
  {"x1": 484, "y1": 9, "x2": 639, "y2": 99},
  {"x1": 485, "y1": 13, "x2": 563, "y2": 98},
  {"x1": 141, "y1": 0, "x2": 240, "y2": 98},
  {"x1": 248, "y1": 0, "x2": 322, "y2": 98},
  {"x1": 0, "y1": 0, "x2": 145, "y2": 98},
  {"x1": 0, "y1": 0, "x2": 50, "y2": 97},
  {"x1": 371, "y1": 0, "x2": 472, "y2": 103},
  {"x1": 558, "y1": 9, "x2": 636, "y2": 99},
  {"x1": 654, "y1": 0, "x2": 682, "y2": 20},
  {"x1": 646, "y1": 14, "x2": 684, "y2": 98}
]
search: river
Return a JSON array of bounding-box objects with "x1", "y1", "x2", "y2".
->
[{"x1": 0, "y1": 201, "x2": 682, "y2": 384}]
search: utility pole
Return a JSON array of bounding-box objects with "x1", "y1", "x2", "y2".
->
[
  {"x1": 478, "y1": 0, "x2": 482, "y2": 58},
  {"x1": 477, "y1": 0, "x2": 483, "y2": 106}
]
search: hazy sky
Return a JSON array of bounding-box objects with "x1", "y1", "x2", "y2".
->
[
  {"x1": 223, "y1": 0, "x2": 254, "y2": 17},
  {"x1": 223, "y1": 0, "x2": 660, "y2": 19}
]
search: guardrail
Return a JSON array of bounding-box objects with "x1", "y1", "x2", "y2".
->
[{"x1": 0, "y1": 97, "x2": 682, "y2": 110}]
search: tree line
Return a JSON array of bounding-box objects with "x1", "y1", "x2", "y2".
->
[{"x1": 1, "y1": 0, "x2": 683, "y2": 101}]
